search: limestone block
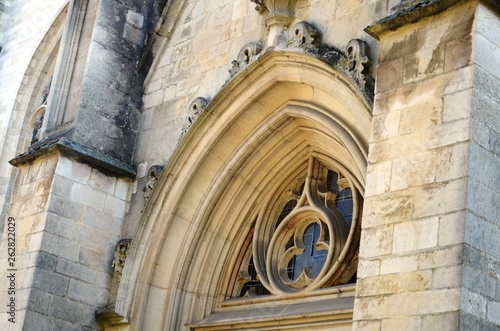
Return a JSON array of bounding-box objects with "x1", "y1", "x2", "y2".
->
[
  {"x1": 390, "y1": 152, "x2": 436, "y2": 191},
  {"x1": 352, "y1": 320, "x2": 381, "y2": 331},
  {"x1": 469, "y1": 142, "x2": 500, "y2": 193},
  {"x1": 464, "y1": 212, "x2": 500, "y2": 261},
  {"x1": 32, "y1": 268, "x2": 70, "y2": 297},
  {"x1": 461, "y1": 288, "x2": 487, "y2": 319},
  {"x1": 488, "y1": 301, "x2": 500, "y2": 325},
  {"x1": 93, "y1": 24, "x2": 139, "y2": 61},
  {"x1": 376, "y1": 58, "x2": 403, "y2": 93},
  {"x1": 432, "y1": 265, "x2": 462, "y2": 289},
  {"x1": 422, "y1": 312, "x2": 459, "y2": 331},
  {"x1": 370, "y1": 111, "x2": 400, "y2": 142},
  {"x1": 45, "y1": 214, "x2": 78, "y2": 241},
  {"x1": 438, "y1": 211, "x2": 466, "y2": 247},
  {"x1": 354, "y1": 288, "x2": 460, "y2": 320},
  {"x1": 412, "y1": 179, "x2": 467, "y2": 219},
  {"x1": 40, "y1": 232, "x2": 80, "y2": 262},
  {"x1": 444, "y1": 36, "x2": 472, "y2": 72},
  {"x1": 12, "y1": 182, "x2": 36, "y2": 202},
  {"x1": 53, "y1": 318, "x2": 80, "y2": 331},
  {"x1": 463, "y1": 265, "x2": 496, "y2": 298},
  {"x1": 83, "y1": 208, "x2": 122, "y2": 234},
  {"x1": 359, "y1": 225, "x2": 393, "y2": 258},
  {"x1": 56, "y1": 156, "x2": 91, "y2": 184},
  {"x1": 27, "y1": 232, "x2": 44, "y2": 253},
  {"x1": 79, "y1": 247, "x2": 112, "y2": 272},
  {"x1": 56, "y1": 258, "x2": 98, "y2": 284},
  {"x1": 476, "y1": 33, "x2": 500, "y2": 81},
  {"x1": 467, "y1": 179, "x2": 498, "y2": 222},
  {"x1": 380, "y1": 255, "x2": 418, "y2": 275},
  {"x1": 47, "y1": 194, "x2": 85, "y2": 220},
  {"x1": 36, "y1": 251, "x2": 58, "y2": 272},
  {"x1": 52, "y1": 295, "x2": 84, "y2": 325},
  {"x1": 364, "y1": 161, "x2": 391, "y2": 198},
  {"x1": 104, "y1": 195, "x2": 126, "y2": 218},
  {"x1": 68, "y1": 279, "x2": 108, "y2": 307},
  {"x1": 96, "y1": 271, "x2": 112, "y2": 289},
  {"x1": 426, "y1": 118, "x2": 470, "y2": 150},
  {"x1": 163, "y1": 84, "x2": 177, "y2": 101},
  {"x1": 123, "y1": 23, "x2": 144, "y2": 46},
  {"x1": 357, "y1": 270, "x2": 431, "y2": 297},
  {"x1": 126, "y1": 9, "x2": 143, "y2": 29},
  {"x1": 435, "y1": 142, "x2": 469, "y2": 183},
  {"x1": 362, "y1": 191, "x2": 414, "y2": 228},
  {"x1": 27, "y1": 288, "x2": 53, "y2": 315},
  {"x1": 392, "y1": 217, "x2": 439, "y2": 253},
  {"x1": 379, "y1": 28, "x2": 423, "y2": 62},
  {"x1": 70, "y1": 183, "x2": 106, "y2": 210},
  {"x1": 22, "y1": 310, "x2": 52, "y2": 331},
  {"x1": 51, "y1": 175, "x2": 74, "y2": 197},
  {"x1": 403, "y1": 44, "x2": 444, "y2": 84},
  {"x1": 144, "y1": 89, "x2": 164, "y2": 110},
  {"x1": 369, "y1": 132, "x2": 425, "y2": 163},
  {"x1": 18, "y1": 195, "x2": 48, "y2": 218},
  {"x1": 418, "y1": 245, "x2": 463, "y2": 269},
  {"x1": 89, "y1": 169, "x2": 116, "y2": 195},
  {"x1": 357, "y1": 259, "x2": 381, "y2": 279},
  {"x1": 78, "y1": 225, "x2": 113, "y2": 251},
  {"x1": 381, "y1": 316, "x2": 421, "y2": 331},
  {"x1": 398, "y1": 98, "x2": 442, "y2": 135}
]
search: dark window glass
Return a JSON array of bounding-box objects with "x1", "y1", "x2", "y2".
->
[
  {"x1": 287, "y1": 223, "x2": 328, "y2": 281},
  {"x1": 327, "y1": 170, "x2": 353, "y2": 225},
  {"x1": 239, "y1": 256, "x2": 270, "y2": 297}
]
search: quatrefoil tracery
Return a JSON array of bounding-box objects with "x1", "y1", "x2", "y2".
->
[{"x1": 250, "y1": 157, "x2": 356, "y2": 295}]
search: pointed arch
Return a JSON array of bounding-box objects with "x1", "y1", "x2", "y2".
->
[
  {"x1": 0, "y1": 3, "x2": 68, "y2": 220},
  {"x1": 117, "y1": 50, "x2": 372, "y2": 330}
]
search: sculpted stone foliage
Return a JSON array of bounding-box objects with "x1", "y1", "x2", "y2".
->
[
  {"x1": 286, "y1": 21, "x2": 321, "y2": 53},
  {"x1": 112, "y1": 239, "x2": 132, "y2": 277},
  {"x1": 225, "y1": 23, "x2": 374, "y2": 102},
  {"x1": 229, "y1": 42, "x2": 264, "y2": 78},
  {"x1": 339, "y1": 39, "x2": 372, "y2": 89},
  {"x1": 143, "y1": 165, "x2": 165, "y2": 200},
  {"x1": 179, "y1": 97, "x2": 209, "y2": 141}
]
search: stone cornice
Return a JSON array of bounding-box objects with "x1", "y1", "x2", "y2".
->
[
  {"x1": 9, "y1": 137, "x2": 136, "y2": 178},
  {"x1": 365, "y1": 0, "x2": 470, "y2": 40}
]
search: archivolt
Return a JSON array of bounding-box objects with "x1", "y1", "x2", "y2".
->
[{"x1": 116, "y1": 51, "x2": 372, "y2": 330}]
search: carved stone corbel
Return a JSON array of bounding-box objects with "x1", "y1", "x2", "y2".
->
[
  {"x1": 143, "y1": 165, "x2": 165, "y2": 200},
  {"x1": 111, "y1": 239, "x2": 132, "y2": 278},
  {"x1": 229, "y1": 42, "x2": 263, "y2": 78},
  {"x1": 250, "y1": 0, "x2": 299, "y2": 46},
  {"x1": 339, "y1": 39, "x2": 372, "y2": 89},
  {"x1": 179, "y1": 97, "x2": 209, "y2": 141},
  {"x1": 286, "y1": 21, "x2": 321, "y2": 54}
]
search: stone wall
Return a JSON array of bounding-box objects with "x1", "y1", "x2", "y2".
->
[
  {"x1": 354, "y1": 2, "x2": 477, "y2": 329},
  {"x1": 0, "y1": 153, "x2": 130, "y2": 330},
  {"x1": 0, "y1": 0, "x2": 68, "y2": 234},
  {"x1": 461, "y1": 3, "x2": 500, "y2": 329}
]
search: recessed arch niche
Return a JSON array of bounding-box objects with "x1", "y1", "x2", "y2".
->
[{"x1": 116, "y1": 50, "x2": 372, "y2": 331}]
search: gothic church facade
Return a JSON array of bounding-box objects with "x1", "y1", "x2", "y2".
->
[{"x1": 0, "y1": 0, "x2": 499, "y2": 330}]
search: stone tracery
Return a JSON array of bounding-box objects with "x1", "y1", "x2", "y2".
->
[{"x1": 234, "y1": 157, "x2": 360, "y2": 297}]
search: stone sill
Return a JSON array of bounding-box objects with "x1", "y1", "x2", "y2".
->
[
  {"x1": 189, "y1": 296, "x2": 354, "y2": 331},
  {"x1": 10, "y1": 137, "x2": 136, "y2": 178},
  {"x1": 189, "y1": 286, "x2": 355, "y2": 331}
]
